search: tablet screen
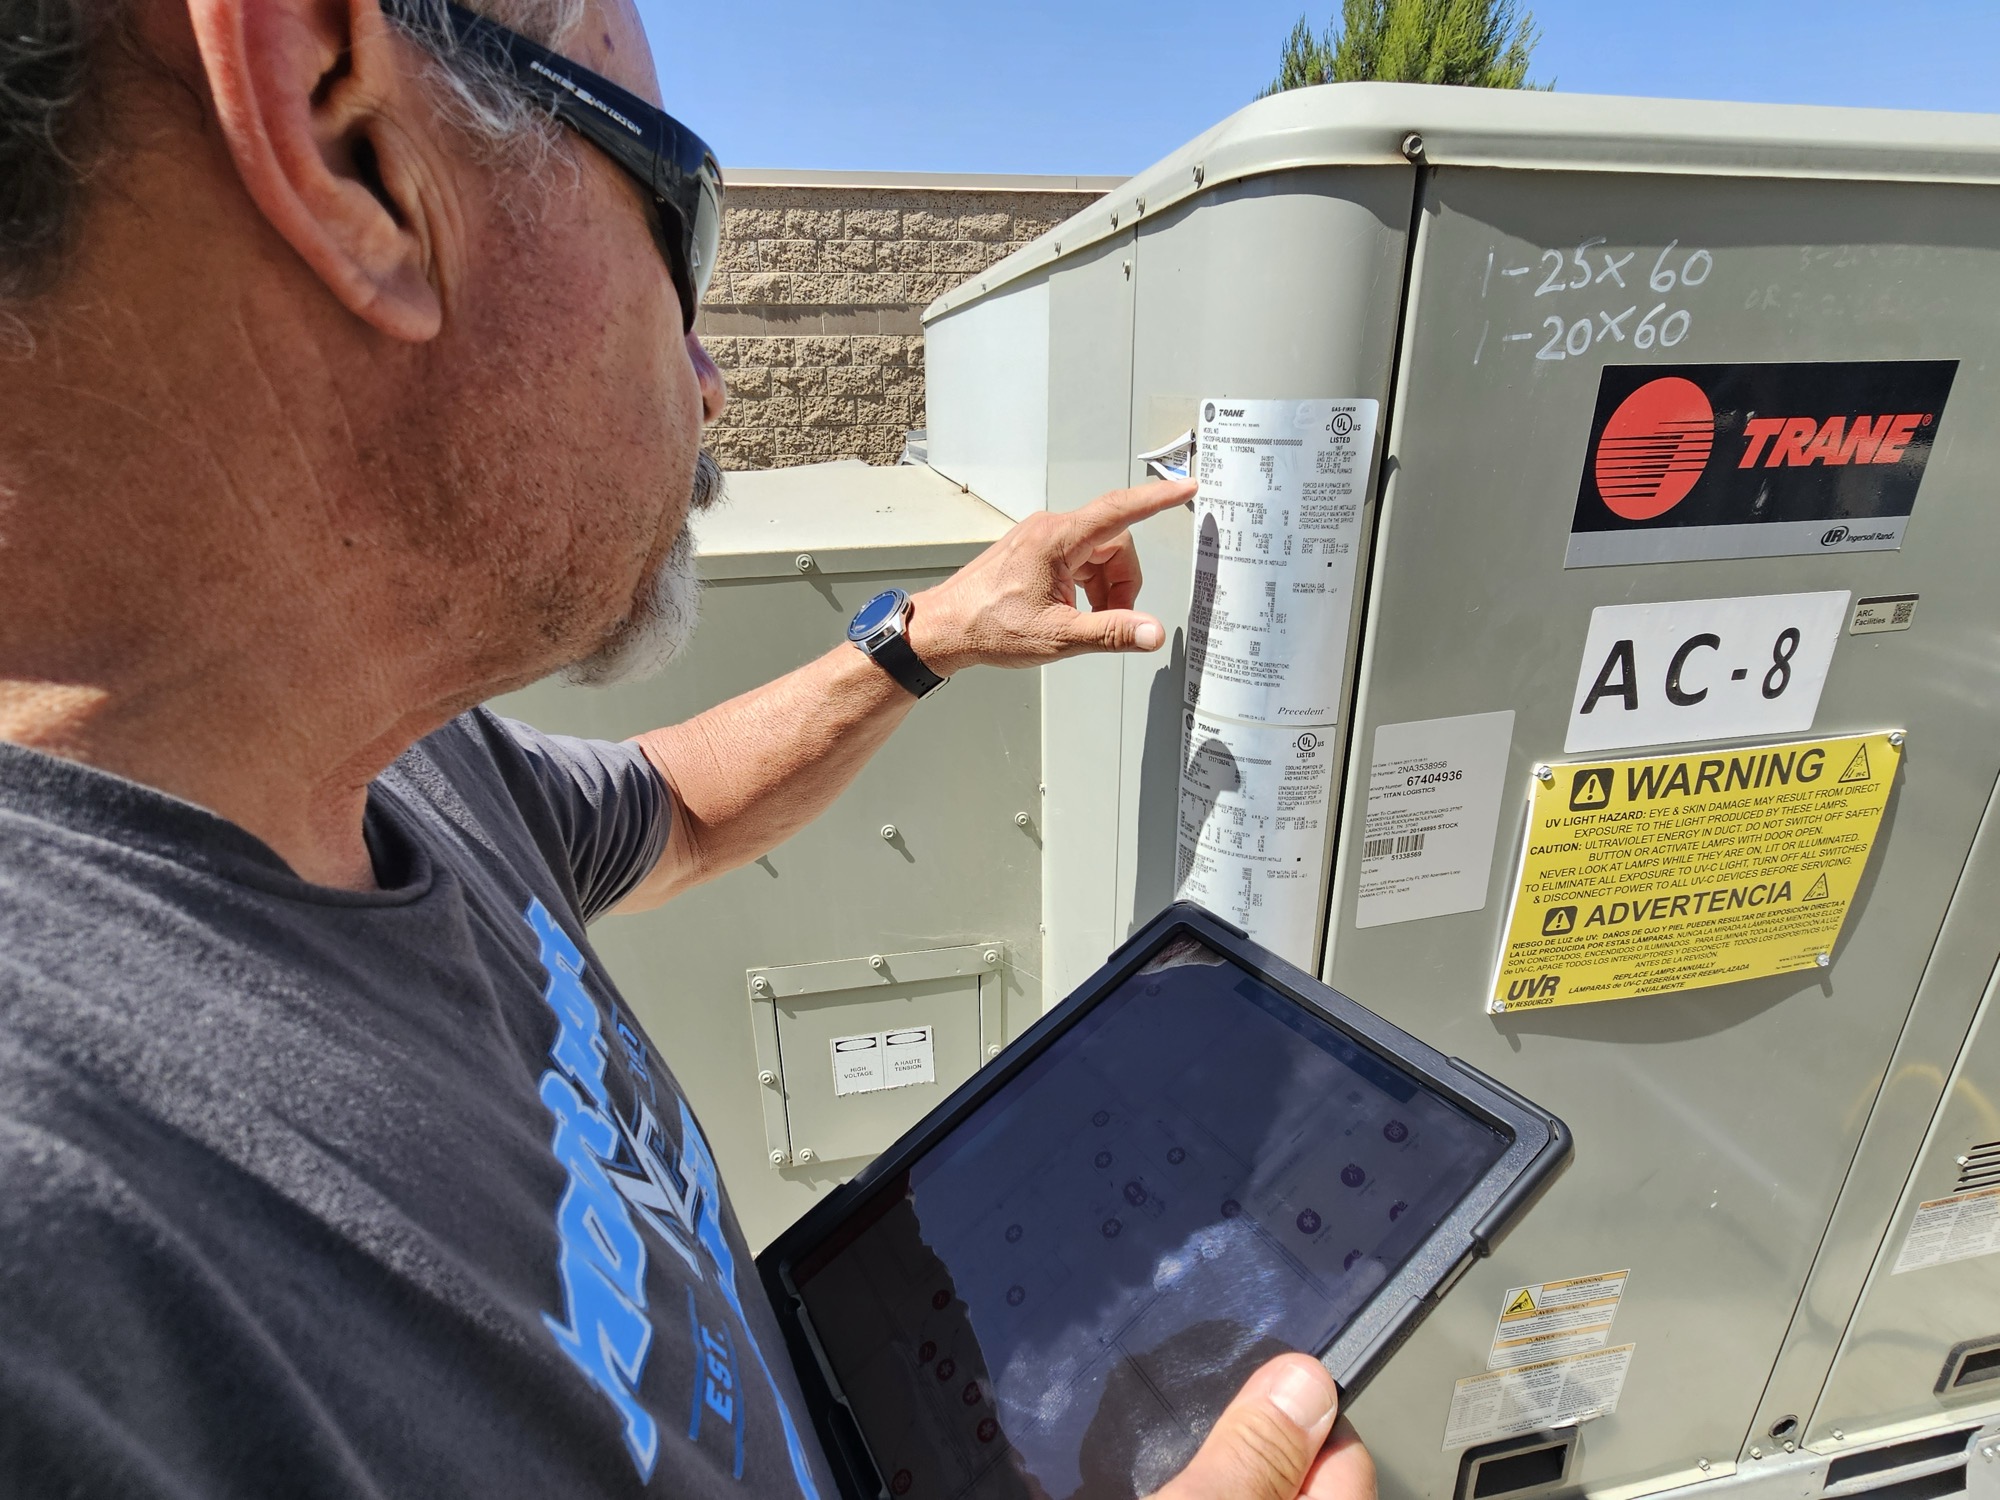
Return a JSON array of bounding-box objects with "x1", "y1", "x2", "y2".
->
[{"x1": 790, "y1": 935, "x2": 1509, "y2": 1500}]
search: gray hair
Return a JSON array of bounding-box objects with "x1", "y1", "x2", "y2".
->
[{"x1": 0, "y1": 0, "x2": 583, "y2": 305}]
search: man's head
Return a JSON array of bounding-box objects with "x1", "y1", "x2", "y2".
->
[{"x1": 0, "y1": 0, "x2": 726, "y2": 734}]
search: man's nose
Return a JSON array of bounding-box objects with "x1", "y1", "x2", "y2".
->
[{"x1": 686, "y1": 333, "x2": 727, "y2": 425}]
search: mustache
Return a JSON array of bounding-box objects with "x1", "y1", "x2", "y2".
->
[{"x1": 689, "y1": 448, "x2": 724, "y2": 515}]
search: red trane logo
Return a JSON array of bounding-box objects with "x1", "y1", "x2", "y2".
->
[
  {"x1": 1738, "y1": 413, "x2": 1931, "y2": 468},
  {"x1": 1593, "y1": 377, "x2": 1715, "y2": 520}
]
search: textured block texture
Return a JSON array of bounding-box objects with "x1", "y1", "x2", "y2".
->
[{"x1": 695, "y1": 177, "x2": 1109, "y2": 470}]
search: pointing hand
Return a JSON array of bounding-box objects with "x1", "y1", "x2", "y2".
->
[{"x1": 906, "y1": 479, "x2": 1195, "y2": 675}]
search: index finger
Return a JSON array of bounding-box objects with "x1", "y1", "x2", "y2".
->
[{"x1": 1059, "y1": 478, "x2": 1196, "y2": 564}]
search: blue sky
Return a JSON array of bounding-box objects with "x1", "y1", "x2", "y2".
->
[{"x1": 643, "y1": 0, "x2": 2000, "y2": 177}]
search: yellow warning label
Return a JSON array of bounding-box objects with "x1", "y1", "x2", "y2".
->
[
  {"x1": 1504, "y1": 1290, "x2": 1538, "y2": 1316},
  {"x1": 1493, "y1": 732, "x2": 1899, "y2": 1009}
]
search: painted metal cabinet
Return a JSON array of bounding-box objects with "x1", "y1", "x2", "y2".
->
[{"x1": 924, "y1": 82, "x2": 2000, "y2": 1500}]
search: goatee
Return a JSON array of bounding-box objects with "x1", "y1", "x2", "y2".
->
[{"x1": 562, "y1": 448, "x2": 724, "y2": 687}]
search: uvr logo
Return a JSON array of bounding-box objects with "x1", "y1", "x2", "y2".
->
[{"x1": 1508, "y1": 973, "x2": 1562, "y2": 1001}]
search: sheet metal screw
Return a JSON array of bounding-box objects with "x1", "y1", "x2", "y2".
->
[
  {"x1": 1889, "y1": 731, "x2": 1906, "y2": 747},
  {"x1": 1832, "y1": 1430, "x2": 1845, "y2": 1441},
  {"x1": 880, "y1": 824, "x2": 899, "y2": 841},
  {"x1": 1135, "y1": 196, "x2": 1146, "y2": 214},
  {"x1": 794, "y1": 553, "x2": 814, "y2": 573},
  {"x1": 983, "y1": 949, "x2": 1000, "y2": 965},
  {"x1": 751, "y1": 976, "x2": 769, "y2": 994},
  {"x1": 1492, "y1": 1001, "x2": 1509, "y2": 1014},
  {"x1": 1697, "y1": 1460, "x2": 1711, "y2": 1472},
  {"x1": 1535, "y1": 765, "x2": 1554, "y2": 783},
  {"x1": 1749, "y1": 1448, "x2": 1762, "y2": 1460},
  {"x1": 987, "y1": 1044, "x2": 1001, "y2": 1059},
  {"x1": 758, "y1": 1069, "x2": 776, "y2": 1086},
  {"x1": 1401, "y1": 132, "x2": 1426, "y2": 161},
  {"x1": 1192, "y1": 164, "x2": 1205, "y2": 186},
  {"x1": 1784, "y1": 1442, "x2": 1796, "y2": 1454},
  {"x1": 797, "y1": 1148, "x2": 816, "y2": 1164},
  {"x1": 770, "y1": 1149, "x2": 786, "y2": 1165},
  {"x1": 1015, "y1": 811, "x2": 1032, "y2": 828},
  {"x1": 870, "y1": 955, "x2": 886, "y2": 972},
  {"x1": 1816, "y1": 953, "x2": 1831, "y2": 968},
  {"x1": 1109, "y1": 211, "x2": 1119, "y2": 228},
  {"x1": 1123, "y1": 260, "x2": 1132, "y2": 279}
]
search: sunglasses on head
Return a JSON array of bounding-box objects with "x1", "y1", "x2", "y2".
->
[{"x1": 382, "y1": 0, "x2": 723, "y2": 332}]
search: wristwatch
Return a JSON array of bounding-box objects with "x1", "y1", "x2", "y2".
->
[{"x1": 847, "y1": 588, "x2": 947, "y2": 699}]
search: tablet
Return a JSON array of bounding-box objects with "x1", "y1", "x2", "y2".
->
[{"x1": 759, "y1": 903, "x2": 1570, "y2": 1500}]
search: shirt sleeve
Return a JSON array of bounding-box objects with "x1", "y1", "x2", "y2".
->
[{"x1": 475, "y1": 710, "x2": 672, "y2": 922}]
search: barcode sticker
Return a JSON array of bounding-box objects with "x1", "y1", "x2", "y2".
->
[
  {"x1": 1851, "y1": 593, "x2": 1919, "y2": 635},
  {"x1": 1356, "y1": 711, "x2": 1516, "y2": 930}
]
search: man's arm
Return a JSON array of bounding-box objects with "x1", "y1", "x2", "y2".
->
[{"x1": 613, "y1": 479, "x2": 1193, "y2": 912}]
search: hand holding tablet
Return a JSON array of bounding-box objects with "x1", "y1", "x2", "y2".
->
[
  {"x1": 1146, "y1": 1354, "x2": 1375, "y2": 1500},
  {"x1": 760, "y1": 904, "x2": 1570, "y2": 1500}
]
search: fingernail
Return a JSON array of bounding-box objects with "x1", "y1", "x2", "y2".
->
[
  {"x1": 1134, "y1": 621, "x2": 1164, "y2": 650},
  {"x1": 1268, "y1": 1362, "x2": 1336, "y2": 1432}
]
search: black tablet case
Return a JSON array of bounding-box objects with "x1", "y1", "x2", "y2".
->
[{"x1": 759, "y1": 902, "x2": 1572, "y2": 1500}]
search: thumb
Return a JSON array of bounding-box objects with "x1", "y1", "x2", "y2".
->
[
  {"x1": 1152, "y1": 1355, "x2": 1340, "y2": 1500},
  {"x1": 1060, "y1": 609, "x2": 1166, "y2": 655}
]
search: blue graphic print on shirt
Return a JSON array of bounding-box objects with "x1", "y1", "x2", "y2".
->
[{"x1": 524, "y1": 899, "x2": 823, "y2": 1497}]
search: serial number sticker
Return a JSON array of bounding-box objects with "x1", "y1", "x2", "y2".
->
[
  {"x1": 1356, "y1": 711, "x2": 1516, "y2": 929},
  {"x1": 1492, "y1": 732, "x2": 1898, "y2": 1010}
]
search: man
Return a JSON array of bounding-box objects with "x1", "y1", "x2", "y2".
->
[{"x1": 0, "y1": 0, "x2": 1377, "y2": 1493}]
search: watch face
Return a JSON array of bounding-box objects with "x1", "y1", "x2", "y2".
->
[{"x1": 848, "y1": 589, "x2": 907, "y2": 643}]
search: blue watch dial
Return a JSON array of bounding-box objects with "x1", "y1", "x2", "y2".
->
[{"x1": 847, "y1": 588, "x2": 908, "y2": 643}]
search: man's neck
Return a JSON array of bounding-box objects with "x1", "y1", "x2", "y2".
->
[
  {"x1": 0, "y1": 279, "x2": 480, "y2": 891},
  {"x1": 0, "y1": 660, "x2": 455, "y2": 892}
]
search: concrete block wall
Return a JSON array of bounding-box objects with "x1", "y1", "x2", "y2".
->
[{"x1": 695, "y1": 171, "x2": 1120, "y2": 470}]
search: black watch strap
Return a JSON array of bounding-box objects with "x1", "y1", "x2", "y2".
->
[{"x1": 865, "y1": 629, "x2": 948, "y2": 699}]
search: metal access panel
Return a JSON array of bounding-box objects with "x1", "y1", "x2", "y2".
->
[
  {"x1": 1323, "y1": 160, "x2": 2000, "y2": 1496},
  {"x1": 922, "y1": 82, "x2": 2000, "y2": 1500},
  {"x1": 491, "y1": 463, "x2": 1040, "y2": 1252},
  {"x1": 1811, "y1": 946, "x2": 2000, "y2": 1445},
  {"x1": 745, "y1": 943, "x2": 1005, "y2": 1170}
]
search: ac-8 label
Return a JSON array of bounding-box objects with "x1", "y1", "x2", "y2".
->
[{"x1": 1565, "y1": 592, "x2": 1849, "y2": 755}]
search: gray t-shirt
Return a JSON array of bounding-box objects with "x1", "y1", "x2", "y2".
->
[{"x1": 0, "y1": 709, "x2": 835, "y2": 1500}]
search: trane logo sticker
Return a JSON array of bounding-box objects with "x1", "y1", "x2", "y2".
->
[
  {"x1": 1567, "y1": 360, "x2": 1956, "y2": 568},
  {"x1": 1736, "y1": 413, "x2": 1930, "y2": 469}
]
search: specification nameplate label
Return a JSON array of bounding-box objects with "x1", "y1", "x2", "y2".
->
[{"x1": 1492, "y1": 733, "x2": 1898, "y2": 1009}]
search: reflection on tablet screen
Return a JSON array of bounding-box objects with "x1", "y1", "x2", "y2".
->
[{"x1": 791, "y1": 937, "x2": 1508, "y2": 1500}]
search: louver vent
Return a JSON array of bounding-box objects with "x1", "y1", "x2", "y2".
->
[
  {"x1": 1822, "y1": 1429, "x2": 1972, "y2": 1500},
  {"x1": 1956, "y1": 1140, "x2": 2000, "y2": 1193}
]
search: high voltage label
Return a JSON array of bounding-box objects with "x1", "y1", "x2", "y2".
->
[{"x1": 1492, "y1": 732, "x2": 1899, "y2": 1009}]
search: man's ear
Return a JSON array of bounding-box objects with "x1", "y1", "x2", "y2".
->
[{"x1": 186, "y1": 0, "x2": 447, "y2": 340}]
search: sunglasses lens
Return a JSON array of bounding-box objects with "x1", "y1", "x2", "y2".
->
[{"x1": 690, "y1": 169, "x2": 721, "y2": 304}]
